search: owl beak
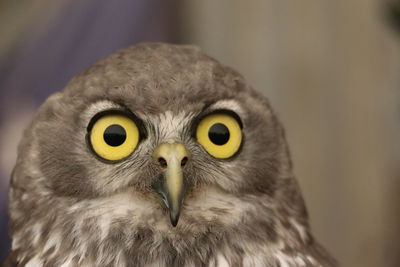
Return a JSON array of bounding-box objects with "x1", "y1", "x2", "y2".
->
[{"x1": 152, "y1": 143, "x2": 190, "y2": 227}]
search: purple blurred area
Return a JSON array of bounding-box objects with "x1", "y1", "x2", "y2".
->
[{"x1": 0, "y1": 0, "x2": 177, "y2": 261}]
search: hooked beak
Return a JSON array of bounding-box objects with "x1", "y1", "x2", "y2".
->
[{"x1": 152, "y1": 143, "x2": 190, "y2": 227}]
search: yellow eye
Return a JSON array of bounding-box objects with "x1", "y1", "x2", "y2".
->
[
  {"x1": 89, "y1": 114, "x2": 139, "y2": 161},
  {"x1": 196, "y1": 113, "x2": 242, "y2": 159}
]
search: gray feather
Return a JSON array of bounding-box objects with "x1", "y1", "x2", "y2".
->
[{"x1": 6, "y1": 43, "x2": 338, "y2": 267}]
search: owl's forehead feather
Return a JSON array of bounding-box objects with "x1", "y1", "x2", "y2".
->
[{"x1": 63, "y1": 43, "x2": 256, "y2": 106}]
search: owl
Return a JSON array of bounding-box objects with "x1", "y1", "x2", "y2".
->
[{"x1": 4, "y1": 43, "x2": 338, "y2": 267}]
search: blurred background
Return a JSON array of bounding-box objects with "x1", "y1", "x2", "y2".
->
[{"x1": 1, "y1": 0, "x2": 400, "y2": 266}]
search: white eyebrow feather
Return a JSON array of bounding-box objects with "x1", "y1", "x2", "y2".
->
[
  {"x1": 207, "y1": 99, "x2": 244, "y2": 116},
  {"x1": 83, "y1": 100, "x2": 123, "y2": 124}
]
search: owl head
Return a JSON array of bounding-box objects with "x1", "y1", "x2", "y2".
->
[{"x1": 9, "y1": 43, "x2": 310, "y2": 265}]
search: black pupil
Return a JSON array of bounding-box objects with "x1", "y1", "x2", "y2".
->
[
  {"x1": 208, "y1": 123, "x2": 230, "y2": 145},
  {"x1": 104, "y1": 124, "x2": 127, "y2": 147}
]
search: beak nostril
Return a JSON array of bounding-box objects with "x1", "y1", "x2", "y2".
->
[
  {"x1": 158, "y1": 157, "x2": 168, "y2": 168},
  {"x1": 181, "y1": 157, "x2": 188, "y2": 167}
]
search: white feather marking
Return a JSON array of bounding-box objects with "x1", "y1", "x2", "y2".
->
[
  {"x1": 290, "y1": 218, "x2": 308, "y2": 243},
  {"x1": 294, "y1": 255, "x2": 306, "y2": 265},
  {"x1": 241, "y1": 243, "x2": 274, "y2": 266},
  {"x1": 31, "y1": 223, "x2": 43, "y2": 246},
  {"x1": 216, "y1": 254, "x2": 230, "y2": 267},
  {"x1": 98, "y1": 215, "x2": 112, "y2": 241},
  {"x1": 11, "y1": 235, "x2": 21, "y2": 250},
  {"x1": 275, "y1": 251, "x2": 309, "y2": 267},
  {"x1": 25, "y1": 255, "x2": 44, "y2": 267},
  {"x1": 306, "y1": 255, "x2": 319, "y2": 265},
  {"x1": 275, "y1": 252, "x2": 291, "y2": 267},
  {"x1": 59, "y1": 256, "x2": 74, "y2": 267},
  {"x1": 83, "y1": 100, "x2": 122, "y2": 123},
  {"x1": 43, "y1": 231, "x2": 62, "y2": 257},
  {"x1": 208, "y1": 99, "x2": 244, "y2": 116}
]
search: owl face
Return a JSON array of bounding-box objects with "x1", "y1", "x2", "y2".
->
[
  {"x1": 84, "y1": 99, "x2": 245, "y2": 225},
  {"x1": 34, "y1": 86, "x2": 287, "y2": 225},
  {"x1": 10, "y1": 45, "x2": 303, "y2": 264}
]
